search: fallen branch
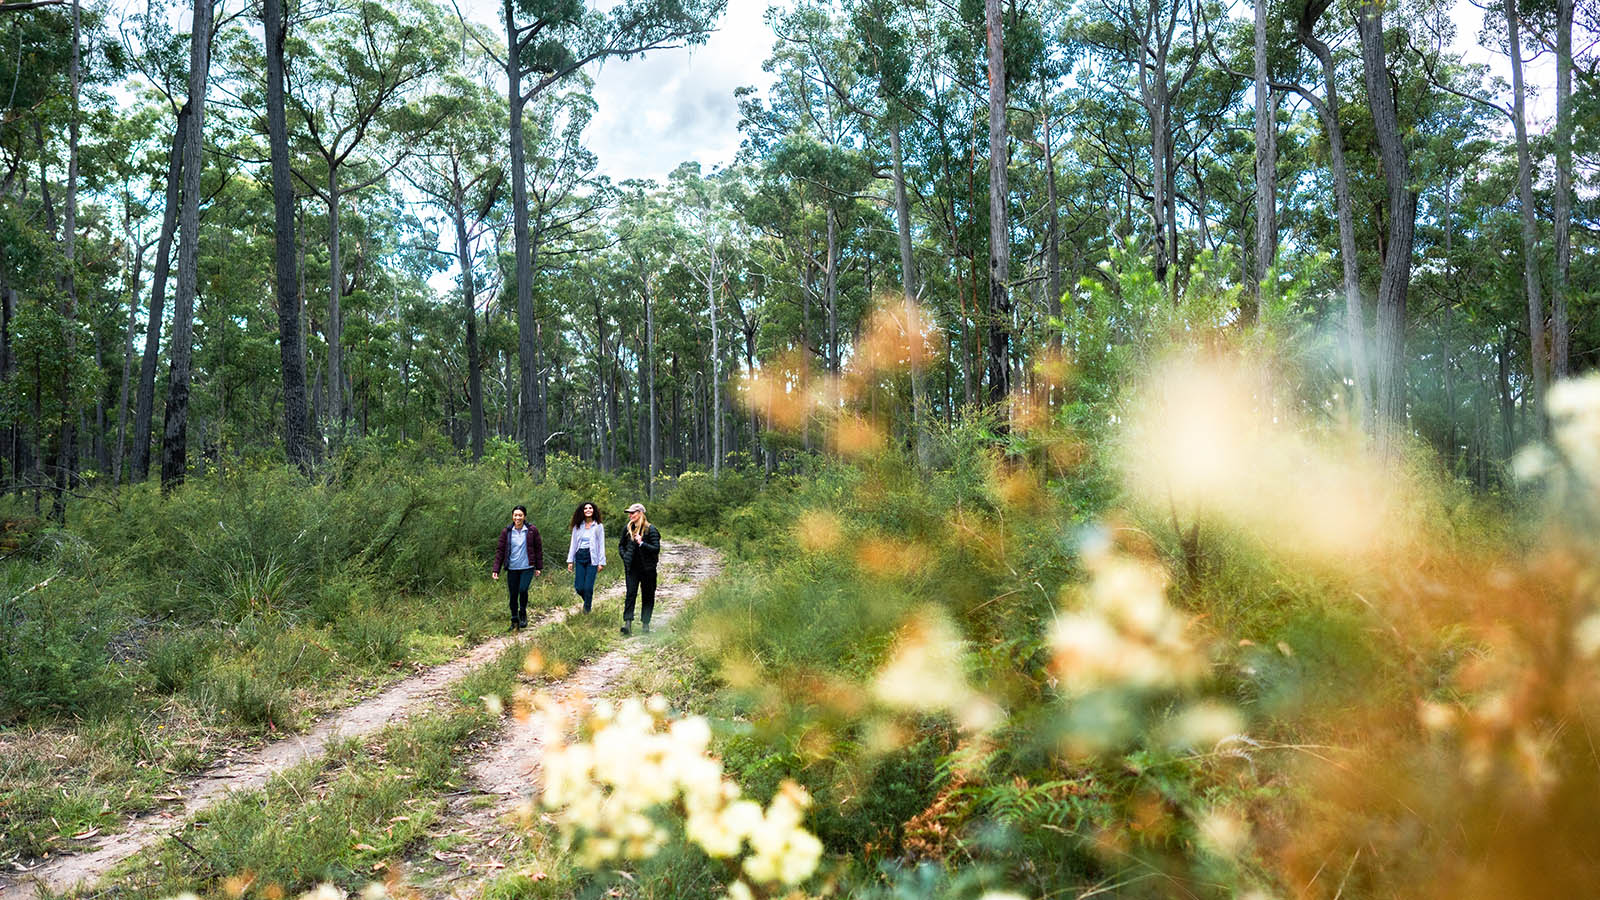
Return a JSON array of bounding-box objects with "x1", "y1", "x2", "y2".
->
[{"x1": 5, "y1": 573, "x2": 59, "y2": 606}]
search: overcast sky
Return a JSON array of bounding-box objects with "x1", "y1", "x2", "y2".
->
[{"x1": 453, "y1": 0, "x2": 776, "y2": 185}]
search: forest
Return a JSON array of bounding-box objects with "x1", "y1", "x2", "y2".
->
[{"x1": 1, "y1": 0, "x2": 1599, "y2": 897}]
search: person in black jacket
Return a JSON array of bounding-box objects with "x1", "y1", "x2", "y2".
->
[
  {"x1": 617, "y1": 503, "x2": 661, "y2": 635},
  {"x1": 491, "y1": 505, "x2": 542, "y2": 630}
]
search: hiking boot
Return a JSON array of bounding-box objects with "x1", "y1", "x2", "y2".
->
[
  {"x1": 620, "y1": 623, "x2": 632, "y2": 636},
  {"x1": 642, "y1": 622, "x2": 651, "y2": 634}
]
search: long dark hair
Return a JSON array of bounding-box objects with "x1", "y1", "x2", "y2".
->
[{"x1": 569, "y1": 501, "x2": 602, "y2": 530}]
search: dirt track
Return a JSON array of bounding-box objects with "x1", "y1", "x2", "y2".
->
[
  {"x1": 420, "y1": 540, "x2": 722, "y2": 898},
  {"x1": 0, "y1": 541, "x2": 720, "y2": 900}
]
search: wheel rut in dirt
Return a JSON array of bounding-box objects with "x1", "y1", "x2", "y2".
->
[{"x1": 412, "y1": 540, "x2": 723, "y2": 898}]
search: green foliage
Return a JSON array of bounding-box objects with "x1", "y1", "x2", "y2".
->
[
  {"x1": 0, "y1": 560, "x2": 122, "y2": 721},
  {"x1": 144, "y1": 630, "x2": 213, "y2": 694},
  {"x1": 652, "y1": 467, "x2": 765, "y2": 534},
  {"x1": 206, "y1": 663, "x2": 298, "y2": 730},
  {"x1": 124, "y1": 708, "x2": 479, "y2": 897},
  {"x1": 0, "y1": 301, "x2": 104, "y2": 436},
  {"x1": 0, "y1": 452, "x2": 613, "y2": 862},
  {"x1": 333, "y1": 611, "x2": 411, "y2": 667}
]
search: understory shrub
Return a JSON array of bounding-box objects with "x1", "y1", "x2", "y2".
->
[
  {"x1": 205, "y1": 664, "x2": 297, "y2": 730},
  {"x1": 0, "y1": 443, "x2": 634, "y2": 724}
]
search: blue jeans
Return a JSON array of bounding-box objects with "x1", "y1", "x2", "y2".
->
[
  {"x1": 505, "y1": 568, "x2": 534, "y2": 625},
  {"x1": 573, "y1": 562, "x2": 598, "y2": 612}
]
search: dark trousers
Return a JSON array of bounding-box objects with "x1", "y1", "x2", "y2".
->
[
  {"x1": 506, "y1": 568, "x2": 534, "y2": 625},
  {"x1": 573, "y1": 562, "x2": 598, "y2": 612},
  {"x1": 623, "y1": 566, "x2": 657, "y2": 625}
]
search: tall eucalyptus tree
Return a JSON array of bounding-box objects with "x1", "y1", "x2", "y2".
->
[
  {"x1": 984, "y1": 0, "x2": 1010, "y2": 405},
  {"x1": 119, "y1": 0, "x2": 191, "y2": 481},
  {"x1": 404, "y1": 49, "x2": 506, "y2": 460},
  {"x1": 262, "y1": 0, "x2": 309, "y2": 468},
  {"x1": 159, "y1": 0, "x2": 213, "y2": 489},
  {"x1": 283, "y1": 0, "x2": 451, "y2": 435},
  {"x1": 487, "y1": 0, "x2": 724, "y2": 471},
  {"x1": 669, "y1": 162, "x2": 737, "y2": 477}
]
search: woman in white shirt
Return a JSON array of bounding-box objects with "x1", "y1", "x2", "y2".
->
[{"x1": 566, "y1": 501, "x2": 606, "y2": 613}]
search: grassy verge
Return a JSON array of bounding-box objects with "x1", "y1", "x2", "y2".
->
[
  {"x1": 70, "y1": 598, "x2": 629, "y2": 899},
  {"x1": 0, "y1": 575, "x2": 557, "y2": 867}
]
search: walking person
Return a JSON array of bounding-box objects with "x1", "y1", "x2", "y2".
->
[
  {"x1": 566, "y1": 501, "x2": 606, "y2": 613},
  {"x1": 491, "y1": 505, "x2": 542, "y2": 631},
  {"x1": 618, "y1": 502, "x2": 661, "y2": 635}
]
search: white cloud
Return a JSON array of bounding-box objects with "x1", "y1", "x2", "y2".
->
[
  {"x1": 586, "y1": 0, "x2": 773, "y2": 183},
  {"x1": 452, "y1": 0, "x2": 774, "y2": 185}
]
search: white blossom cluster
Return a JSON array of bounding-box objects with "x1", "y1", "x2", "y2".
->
[
  {"x1": 1547, "y1": 373, "x2": 1600, "y2": 482},
  {"x1": 872, "y1": 611, "x2": 1002, "y2": 732},
  {"x1": 1049, "y1": 546, "x2": 1205, "y2": 695},
  {"x1": 1515, "y1": 372, "x2": 1600, "y2": 498},
  {"x1": 539, "y1": 694, "x2": 824, "y2": 898}
]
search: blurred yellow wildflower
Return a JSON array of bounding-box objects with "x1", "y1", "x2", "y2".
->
[
  {"x1": 1196, "y1": 807, "x2": 1249, "y2": 859},
  {"x1": 793, "y1": 509, "x2": 843, "y2": 554},
  {"x1": 1165, "y1": 701, "x2": 1245, "y2": 749},
  {"x1": 738, "y1": 352, "x2": 820, "y2": 433},
  {"x1": 832, "y1": 414, "x2": 885, "y2": 458},
  {"x1": 852, "y1": 298, "x2": 939, "y2": 376}
]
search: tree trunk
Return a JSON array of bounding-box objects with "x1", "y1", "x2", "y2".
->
[
  {"x1": 890, "y1": 126, "x2": 917, "y2": 302},
  {"x1": 1039, "y1": 99, "x2": 1061, "y2": 345},
  {"x1": 506, "y1": 1, "x2": 543, "y2": 472},
  {"x1": 1142, "y1": 46, "x2": 1173, "y2": 293},
  {"x1": 52, "y1": 0, "x2": 82, "y2": 519},
  {"x1": 891, "y1": 124, "x2": 931, "y2": 470},
  {"x1": 297, "y1": 204, "x2": 316, "y2": 456},
  {"x1": 1551, "y1": 0, "x2": 1572, "y2": 379},
  {"x1": 312, "y1": 357, "x2": 323, "y2": 433},
  {"x1": 1356, "y1": 0, "x2": 1414, "y2": 459},
  {"x1": 1298, "y1": 7, "x2": 1369, "y2": 433},
  {"x1": 113, "y1": 233, "x2": 146, "y2": 485},
  {"x1": 325, "y1": 170, "x2": 347, "y2": 434},
  {"x1": 1506, "y1": 0, "x2": 1545, "y2": 413},
  {"x1": 1443, "y1": 178, "x2": 1459, "y2": 469},
  {"x1": 265, "y1": 0, "x2": 310, "y2": 471},
  {"x1": 984, "y1": 0, "x2": 1011, "y2": 407},
  {"x1": 1, "y1": 280, "x2": 14, "y2": 495},
  {"x1": 709, "y1": 250, "x2": 721, "y2": 477},
  {"x1": 1251, "y1": 0, "x2": 1276, "y2": 320},
  {"x1": 452, "y1": 181, "x2": 486, "y2": 460},
  {"x1": 593, "y1": 291, "x2": 609, "y2": 470},
  {"x1": 1497, "y1": 332, "x2": 1515, "y2": 451},
  {"x1": 647, "y1": 288, "x2": 658, "y2": 491},
  {"x1": 536, "y1": 312, "x2": 549, "y2": 456},
  {"x1": 160, "y1": 0, "x2": 212, "y2": 490},
  {"x1": 93, "y1": 337, "x2": 108, "y2": 474},
  {"x1": 825, "y1": 207, "x2": 839, "y2": 373},
  {"x1": 504, "y1": 351, "x2": 516, "y2": 440}
]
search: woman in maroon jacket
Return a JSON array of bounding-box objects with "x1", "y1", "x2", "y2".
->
[{"x1": 491, "y1": 505, "x2": 542, "y2": 630}]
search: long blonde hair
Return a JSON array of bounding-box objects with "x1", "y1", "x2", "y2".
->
[{"x1": 627, "y1": 510, "x2": 651, "y2": 540}]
